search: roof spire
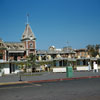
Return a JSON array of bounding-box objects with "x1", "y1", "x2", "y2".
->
[
  {"x1": 27, "y1": 13, "x2": 29, "y2": 24},
  {"x1": 67, "y1": 41, "x2": 69, "y2": 47}
]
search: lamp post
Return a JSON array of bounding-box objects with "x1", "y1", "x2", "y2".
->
[{"x1": 19, "y1": 71, "x2": 22, "y2": 81}]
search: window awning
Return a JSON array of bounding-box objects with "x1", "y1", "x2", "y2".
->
[{"x1": 8, "y1": 51, "x2": 25, "y2": 53}]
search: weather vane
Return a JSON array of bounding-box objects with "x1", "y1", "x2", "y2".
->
[
  {"x1": 67, "y1": 41, "x2": 69, "y2": 47},
  {"x1": 27, "y1": 13, "x2": 29, "y2": 24}
]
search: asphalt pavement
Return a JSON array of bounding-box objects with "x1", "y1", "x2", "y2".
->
[{"x1": 0, "y1": 78, "x2": 100, "y2": 100}]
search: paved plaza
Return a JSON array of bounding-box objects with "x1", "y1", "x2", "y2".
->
[{"x1": 0, "y1": 70, "x2": 100, "y2": 84}]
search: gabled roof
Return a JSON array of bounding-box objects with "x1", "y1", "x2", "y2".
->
[
  {"x1": 4, "y1": 42, "x2": 25, "y2": 51},
  {"x1": 21, "y1": 24, "x2": 36, "y2": 41},
  {"x1": 0, "y1": 39, "x2": 6, "y2": 50}
]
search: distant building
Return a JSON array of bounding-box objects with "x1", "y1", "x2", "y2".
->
[
  {"x1": 36, "y1": 46, "x2": 100, "y2": 69},
  {"x1": 36, "y1": 46, "x2": 76, "y2": 66},
  {"x1": 37, "y1": 46, "x2": 76, "y2": 60},
  {"x1": 75, "y1": 49, "x2": 88, "y2": 58}
]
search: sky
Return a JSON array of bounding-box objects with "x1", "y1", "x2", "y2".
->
[{"x1": 0, "y1": 0, "x2": 100, "y2": 50}]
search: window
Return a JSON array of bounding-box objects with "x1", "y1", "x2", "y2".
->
[
  {"x1": 0, "y1": 43, "x2": 3, "y2": 47},
  {"x1": 23, "y1": 35, "x2": 25, "y2": 38},
  {"x1": 30, "y1": 49, "x2": 34, "y2": 51},
  {"x1": 0, "y1": 53, "x2": 3, "y2": 59},
  {"x1": 7, "y1": 45, "x2": 11, "y2": 49}
]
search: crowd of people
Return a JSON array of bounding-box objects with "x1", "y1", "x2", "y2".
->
[
  {"x1": 40, "y1": 64, "x2": 51, "y2": 72},
  {"x1": 38, "y1": 62, "x2": 99, "y2": 72},
  {"x1": 88, "y1": 61, "x2": 99, "y2": 72}
]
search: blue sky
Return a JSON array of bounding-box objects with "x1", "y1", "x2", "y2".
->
[{"x1": 0, "y1": 0, "x2": 100, "y2": 50}]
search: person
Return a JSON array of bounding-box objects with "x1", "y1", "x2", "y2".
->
[
  {"x1": 88, "y1": 62, "x2": 91, "y2": 71},
  {"x1": 40, "y1": 65, "x2": 42, "y2": 72},
  {"x1": 93, "y1": 61, "x2": 98, "y2": 72},
  {"x1": 47, "y1": 64, "x2": 51, "y2": 72},
  {"x1": 45, "y1": 64, "x2": 48, "y2": 71}
]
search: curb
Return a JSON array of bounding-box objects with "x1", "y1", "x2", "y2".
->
[
  {"x1": 0, "y1": 75, "x2": 100, "y2": 86},
  {"x1": 28, "y1": 75, "x2": 100, "y2": 83},
  {"x1": 0, "y1": 81, "x2": 29, "y2": 86}
]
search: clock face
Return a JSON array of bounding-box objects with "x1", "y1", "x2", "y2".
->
[{"x1": 29, "y1": 43, "x2": 33, "y2": 48}]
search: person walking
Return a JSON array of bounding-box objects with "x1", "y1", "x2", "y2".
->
[
  {"x1": 88, "y1": 62, "x2": 91, "y2": 71},
  {"x1": 47, "y1": 64, "x2": 51, "y2": 72},
  {"x1": 93, "y1": 61, "x2": 98, "y2": 72}
]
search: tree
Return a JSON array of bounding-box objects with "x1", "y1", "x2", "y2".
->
[
  {"x1": 95, "y1": 44, "x2": 100, "y2": 53},
  {"x1": 26, "y1": 54, "x2": 37, "y2": 72},
  {"x1": 86, "y1": 44, "x2": 100, "y2": 57}
]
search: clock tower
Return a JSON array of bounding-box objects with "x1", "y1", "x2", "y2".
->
[{"x1": 21, "y1": 15, "x2": 36, "y2": 56}]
